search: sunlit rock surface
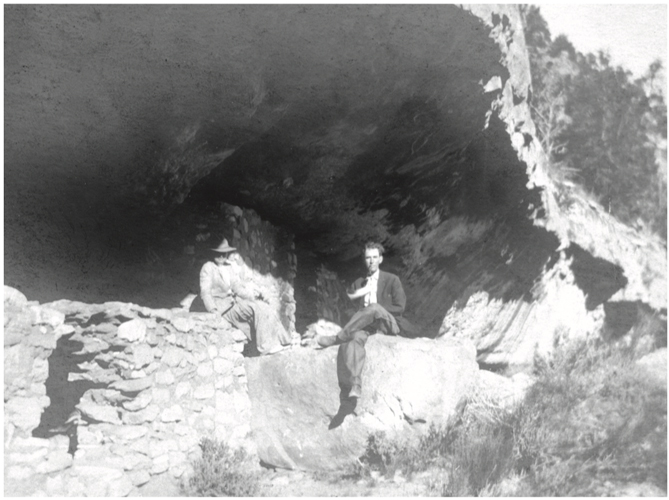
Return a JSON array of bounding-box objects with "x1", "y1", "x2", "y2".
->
[{"x1": 245, "y1": 336, "x2": 478, "y2": 470}]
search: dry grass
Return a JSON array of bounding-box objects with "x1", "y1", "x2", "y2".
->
[{"x1": 354, "y1": 338, "x2": 666, "y2": 496}]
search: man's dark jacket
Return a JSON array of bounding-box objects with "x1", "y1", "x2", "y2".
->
[{"x1": 352, "y1": 270, "x2": 406, "y2": 317}]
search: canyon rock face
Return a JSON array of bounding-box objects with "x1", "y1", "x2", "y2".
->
[
  {"x1": 5, "y1": 5, "x2": 664, "y2": 376},
  {"x1": 3, "y1": 4, "x2": 666, "y2": 494},
  {"x1": 245, "y1": 335, "x2": 478, "y2": 471}
]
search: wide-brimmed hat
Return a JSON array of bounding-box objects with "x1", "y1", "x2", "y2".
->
[{"x1": 211, "y1": 239, "x2": 237, "y2": 253}]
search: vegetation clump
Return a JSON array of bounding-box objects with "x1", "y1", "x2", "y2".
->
[
  {"x1": 520, "y1": 5, "x2": 667, "y2": 238},
  {"x1": 181, "y1": 438, "x2": 260, "y2": 497},
  {"x1": 355, "y1": 338, "x2": 667, "y2": 496}
]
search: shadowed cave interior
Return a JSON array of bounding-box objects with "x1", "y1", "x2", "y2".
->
[{"x1": 5, "y1": 3, "x2": 630, "y2": 349}]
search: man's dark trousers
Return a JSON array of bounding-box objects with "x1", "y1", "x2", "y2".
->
[{"x1": 336, "y1": 303, "x2": 399, "y2": 392}]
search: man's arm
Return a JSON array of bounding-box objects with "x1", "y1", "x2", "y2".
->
[
  {"x1": 346, "y1": 277, "x2": 370, "y2": 301},
  {"x1": 229, "y1": 261, "x2": 266, "y2": 301},
  {"x1": 199, "y1": 263, "x2": 219, "y2": 312},
  {"x1": 383, "y1": 274, "x2": 406, "y2": 316}
]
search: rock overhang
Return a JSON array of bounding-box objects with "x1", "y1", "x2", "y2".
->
[
  {"x1": 5, "y1": 4, "x2": 524, "y2": 271},
  {"x1": 5, "y1": 4, "x2": 664, "y2": 355}
]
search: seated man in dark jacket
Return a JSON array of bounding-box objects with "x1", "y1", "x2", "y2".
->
[{"x1": 316, "y1": 242, "x2": 406, "y2": 399}]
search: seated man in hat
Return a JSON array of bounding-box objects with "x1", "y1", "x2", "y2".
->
[
  {"x1": 313, "y1": 241, "x2": 406, "y2": 399},
  {"x1": 200, "y1": 239, "x2": 293, "y2": 355}
]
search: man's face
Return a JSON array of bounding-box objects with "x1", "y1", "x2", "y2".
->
[
  {"x1": 214, "y1": 253, "x2": 231, "y2": 265},
  {"x1": 364, "y1": 248, "x2": 383, "y2": 275}
]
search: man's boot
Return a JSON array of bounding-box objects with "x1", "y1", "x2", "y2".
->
[
  {"x1": 316, "y1": 334, "x2": 339, "y2": 348},
  {"x1": 349, "y1": 385, "x2": 362, "y2": 399}
]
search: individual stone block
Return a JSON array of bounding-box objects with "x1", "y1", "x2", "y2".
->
[
  {"x1": 154, "y1": 370, "x2": 175, "y2": 385},
  {"x1": 161, "y1": 404, "x2": 184, "y2": 423},
  {"x1": 117, "y1": 319, "x2": 147, "y2": 342},
  {"x1": 77, "y1": 427, "x2": 104, "y2": 445},
  {"x1": 122, "y1": 391, "x2": 153, "y2": 412},
  {"x1": 213, "y1": 358, "x2": 234, "y2": 375},
  {"x1": 8, "y1": 436, "x2": 50, "y2": 450},
  {"x1": 161, "y1": 346, "x2": 184, "y2": 367},
  {"x1": 78, "y1": 400, "x2": 121, "y2": 424},
  {"x1": 150, "y1": 455, "x2": 170, "y2": 475},
  {"x1": 178, "y1": 433, "x2": 200, "y2": 452},
  {"x1": 122, "y1": 404, "x2": 160, "y2": 425},
  {"x1": 130, "y1": 344, "x2": 154, "y2": 368},
  {"x1": 180, "y1": 351, "x2": 195, "y2": 367},
  {"x1": 109, "y1": 376, "x2": 153, "y2": 393},
  {"x1": 148, "y1": 439, "x2": 178, "y2": 458},
  {"x1": 146, "y1": 330, "x2": 159, "y2": 346},
  {"x1": 6, "y1": 465, "x2": 33, "y2": 480},
  {"x1": 196, "y1": 361, "x2": 214, "y2": 378},
  {"x1": 45, "y1": 475, "x2": 65, "y2": 496},
  {"x1": 144, "y1": 361, "x2": 160, "y2": 375},
  {"x1": 175, "y1": 381, "x2": 192, "y2": 399},
  {"x1": 193, "y1": 384, "x2": 215, "y2": 400},
  {"x1": 109, "y1": 425, "x2": 148, "y2": 442},
  {"x1": 173, "y1": 317, "x2": 194, "y2": 333},
  {"x1": 8, "y1": 447, "x2": 48, "y2": 464},
  {"x1": 29, "y1": 305, "x2": 65, "y2": 329},
  {"x1": 6, "y1": 397, "x2": 48, "y2": 434},
  {"x1": 207, "y1": 345, "x2": 218, "y2": 359},
  {"x1": 129, "y1": 438, "x2": 151, "y2": 456},
  {"x1": 31, "y1": 357, "x2": 49, "y2": 380},
  {"x1": 72, "y1": 335, "x2": 110, "y2": 355},
  {"x1": 35, "y1": 450, "x2": 73, "y2": 474},
  {"x1": 151, "y1": 387, "x2": 171, "y2": 405},
  {"x1": 168, "y1": 450, "x2": 187, "y2": 469},
  {"x1": 129, "y1": 469, "x2": 151, "y2": 487},
  {"x1": 199, "y1": 417, "x2": 215, "y2": 431}
]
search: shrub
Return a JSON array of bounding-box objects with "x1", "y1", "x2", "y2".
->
[
  {"x1": 357, "y1": 338, "x2": 667, "y2": 497},
  {"x1": 357, "y1": 424, "x2": 456, "y2": 481},
  {"x1": 181, "y1": 438, "x2": 260, "y2": 497},
  {"x1": 513, "y1": 339, "x2": 667, "y2": 495}
]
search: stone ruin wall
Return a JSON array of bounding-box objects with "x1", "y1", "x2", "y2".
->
[
  {"x1": 4, "y1": 204, "x2": 298, "y2": 497},
  {"x1": 201, "y1": 203, "x2": 298, "y2": 334}
]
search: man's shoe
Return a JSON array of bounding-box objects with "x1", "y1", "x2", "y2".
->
[
  {"x1": 349, "y1": 385, "x2": 362, "y2": 399},
  {"x1": 316, "y1": 334, "x2": 339, "y2": 348}
]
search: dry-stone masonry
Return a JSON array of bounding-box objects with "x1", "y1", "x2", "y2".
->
[
  {"x1": 5, "y1": 287, "x2": 73, "y2": 493},
  {"x1": 210, "y1": 203, "x2": 297, "y2": 334},
  {"x1": 4, "y1": 287, "x2": 258, "y2": 496}
]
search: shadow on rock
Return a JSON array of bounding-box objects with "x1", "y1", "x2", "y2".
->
[{"x1": 329, "y1": 394, "x2": 358, "y2": 429}]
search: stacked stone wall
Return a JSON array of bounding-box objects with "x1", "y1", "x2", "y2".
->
[
  {"x1": 201, "y1": 203, "x2": 297, "y2": 334},
  {"x1": 4, "y1": 287, "x2": 74, "y2": 491},
  {"x1": 4, "y1": 287, "x2": 258, "y2": 496}
]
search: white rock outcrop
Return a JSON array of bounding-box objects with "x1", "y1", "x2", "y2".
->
[{"x1": 245, "y1": 335, "x2": 478, "y2": 471}]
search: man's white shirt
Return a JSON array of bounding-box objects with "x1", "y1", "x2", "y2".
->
[{"x1": 363, "y1": 270, "x2": 380, "y2": 307}]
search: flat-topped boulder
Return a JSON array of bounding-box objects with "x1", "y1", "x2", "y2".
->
[{"x1": 245, "y1": 335, "x2": 478, "y2": 470}]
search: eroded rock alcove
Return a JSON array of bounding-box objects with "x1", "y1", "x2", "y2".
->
[{"x1": 5, "y1": 4, "x2": 666, "y2": 496}]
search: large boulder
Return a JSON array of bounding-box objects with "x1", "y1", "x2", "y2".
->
[{"x1": 245, "y1": 335, "x2": 478, "y2": 470}]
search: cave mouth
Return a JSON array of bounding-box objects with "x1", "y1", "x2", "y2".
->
[
  {"x1": 5, "y1": 4, "x2": 558, "y2": 338},
  {"x1": 6, "y1": 4, "x2": 515, "y2": 306}
]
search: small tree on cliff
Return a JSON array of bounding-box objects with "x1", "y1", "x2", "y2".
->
[{"x1": 521, "y1": 5, "x2": 667, "y2": 238}]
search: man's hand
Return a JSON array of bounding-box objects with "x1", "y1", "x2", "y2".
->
[
  {"x1": 347, "y1": 279, "x2": 372, "y2": 300},
  {"x1": 301, "y1": 336, "x2": 320, "y2": 348}
]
